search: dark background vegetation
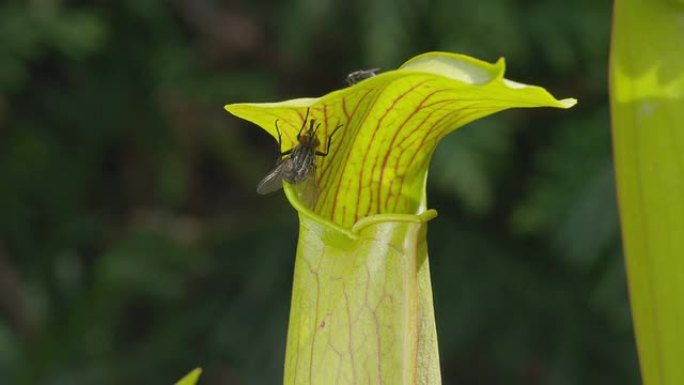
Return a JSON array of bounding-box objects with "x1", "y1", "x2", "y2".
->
[{"x1": 0, "y1": 0, "x2": 638, "y2": 384}]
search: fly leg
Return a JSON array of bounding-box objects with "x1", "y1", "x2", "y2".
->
[
  {"x1": 275, "y1": 120, "x2": 293, "y2": 157},
  {"x1": 315, "y1": 123, "x2": 343, "y2": 157},
  {"x1": 296, "y1": 107, "x2": 311, "y2": 138}
]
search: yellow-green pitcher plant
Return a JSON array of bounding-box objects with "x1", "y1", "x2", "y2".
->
[
  {"x1": 610, "y1": 1, "x2": 684, "y2": 384},
  {"x1": 226, "y1": 51, "x2": 576, "y2": 385}
]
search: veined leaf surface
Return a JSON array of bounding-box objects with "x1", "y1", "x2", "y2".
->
[{"x1": 226, "y1": 51, "x2": 575, "y2": 385}]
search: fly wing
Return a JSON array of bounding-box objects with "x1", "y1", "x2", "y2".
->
[
  {"x1": 256, "y1": 162, "x2": 285, "y2": 194},
  {"x1": 297, "y1": 171, "x2": 320, "y2": 208}
]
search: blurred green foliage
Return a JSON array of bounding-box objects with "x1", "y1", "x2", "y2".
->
[{"x1": 0, "y1": 0, "x2": 636, "y2": 384}]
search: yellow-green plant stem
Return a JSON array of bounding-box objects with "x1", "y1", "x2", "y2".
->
[
  {"x1": 284, "y1": 185, "x2": 440, "y2": 385},
  {"x1": 610, "y1": 1, "x2": 684, "y2": 384}
]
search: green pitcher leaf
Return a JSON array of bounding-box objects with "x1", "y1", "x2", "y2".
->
[
  {"x1": 225, "y1": 51, "x2": 575, "y2": 385},
  {"x1": 174, "y1": 368, "x2": 202, "y2": 385},
  {"x1": 611, "y1": 1, "x2": 684, "y2": 384}
]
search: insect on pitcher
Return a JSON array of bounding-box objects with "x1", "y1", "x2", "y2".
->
[{"x1": 257, "y1": 108, "x2": 343, "y2": 195}]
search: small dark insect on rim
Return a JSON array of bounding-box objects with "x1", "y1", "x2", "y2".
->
[{"x1": 346, "y1": 68, "x2": 381, "y2": 86}]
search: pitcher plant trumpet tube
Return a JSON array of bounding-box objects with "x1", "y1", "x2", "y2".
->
[{"x1": 226, "y1": 51, "x2": 576, "y2": 385}]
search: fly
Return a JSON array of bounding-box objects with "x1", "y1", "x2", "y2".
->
[
  {"x1": 257, "y1": 108, "x2": 343, "y2": 195},
  {"x1": 345, "y1": 68, "x2": 380, "y2": 86}
]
